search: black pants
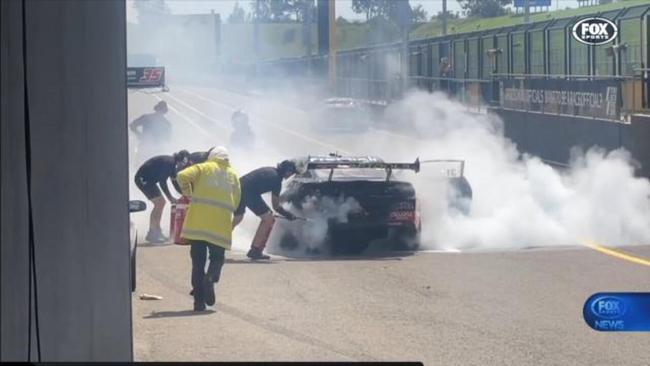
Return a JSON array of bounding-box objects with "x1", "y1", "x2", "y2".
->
[{"x1": 189, "y1": 240, "x2": 225, "y2": 305}]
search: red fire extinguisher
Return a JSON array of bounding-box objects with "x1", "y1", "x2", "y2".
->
[{"x1": 170, "y1": 196, "x2": 190, "y2": 245}]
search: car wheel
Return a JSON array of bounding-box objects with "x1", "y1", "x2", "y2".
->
[
  {"x1": 390, "y1": 226, "x2": 421, "y2": 251},
  {"x1": 278, "y1": 230, "x2": 299, "y2": 251}
]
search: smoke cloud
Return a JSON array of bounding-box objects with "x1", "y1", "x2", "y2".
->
[{"x1": 382, "y1": 91, "x2": 650, "y2": 250}]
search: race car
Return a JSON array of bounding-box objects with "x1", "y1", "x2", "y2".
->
[
  {"x1": 310, "y1": 98, "x2": 372, "y2": 133},
  {"x1": 278, "y1": 154, "x2": 472, "y2": 255}
]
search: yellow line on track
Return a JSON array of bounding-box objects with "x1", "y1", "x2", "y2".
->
[{"x1": 583, "y1": 240, "x2": 650, "y2": 267}]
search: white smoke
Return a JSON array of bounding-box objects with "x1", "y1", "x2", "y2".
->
[
  {"x1": 270, "y1": 195, "x2": 363, "y2": 255},
  {"x1": 383, "y1": 91, "x2": 650, "y2": 250}
]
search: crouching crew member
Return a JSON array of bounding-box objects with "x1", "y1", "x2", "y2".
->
[
  {"x1": 176, "y1": 147, "x2": 241, "y2": 311},
  {"x1": 233, "y1": 160, "x2": 298, "y2": 260},
  {"x1": 134, "y1": 150, "x2": 190, "y2": 243}
]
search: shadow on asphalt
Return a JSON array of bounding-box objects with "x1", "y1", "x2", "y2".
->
[
  {"x1": 226, "y1": 249, "x2": 416, "y2": 264},
  {"x1": 143, "y1": 309, "x2": 216, "y2": 319}
]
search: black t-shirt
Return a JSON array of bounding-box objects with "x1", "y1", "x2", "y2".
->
[
  {"x1": 240, "y1": 167, "x2": 282, "y2": 197},
  {"x1": 135, "y1": 155, "x2": 176, "y2": 184},
  {"x1": 189, "y1": 146, "x2": 215, "y2": 165},
  {"x1": 131, "y1": 112, "x2": 172, "y2": 142}
]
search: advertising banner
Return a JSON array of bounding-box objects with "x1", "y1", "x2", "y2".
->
[
  {"x1": 500, "y1": 78, "x2": 620, "y2": 120},
  {"x1": 126, "y1": 67, "x2": 165, "y2": 88}
]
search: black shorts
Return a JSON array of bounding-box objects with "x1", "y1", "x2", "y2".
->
[
  {"x1": 234, "y1": 192, "x2": 271, "y2": 217},
  {"x1": 135, "y1": 175, "x2": 161, "y2": 200}
]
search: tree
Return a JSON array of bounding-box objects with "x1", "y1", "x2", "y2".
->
[
  {"x1": 432, "y1": 10, "x2": 459, "y2": 21},
  {"x1": 228, "y1": 1, "x2": 247, "y2": 23},
  {"x1": 351, "y1": 0, "x2": 422, "y2": 25},
  {"x1": 269, "y1": 0, "x2": 292, "y2": 22},
  {"x1": 351, "y1": 0, "x2": 381, "y2": 21},
  {"x1": 410, "y1": 4, "x2": 428, "y2": 23},
  {"x1": 250, "y1": 0, "x2": 271, "y2": 22},
  {"x1": 133, "y1": 0, "x2": 170, "y2": 16},
  {"x1": 457, "y1": 0, "x2": 512, "y2": 18},
  {"x1": 287, "y1": 0, "x2": 315, "y2": 22}
]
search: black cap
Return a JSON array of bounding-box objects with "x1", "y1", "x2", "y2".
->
[{"x1": 277, "y1": 160, "x2": 297, "y2": 176}]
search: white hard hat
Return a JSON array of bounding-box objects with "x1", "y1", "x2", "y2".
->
[{"x1": 208, "y1": 146, "x2": 229, "y2": 161}]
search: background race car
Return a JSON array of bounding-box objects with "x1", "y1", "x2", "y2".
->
[{"x1": 310, "y1": 98, "x2": 372, "y2": 133}]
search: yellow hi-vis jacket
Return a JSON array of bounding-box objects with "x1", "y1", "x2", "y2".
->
[{"x1": 176, "y1": 157, "x2": 241, "y2": 249}]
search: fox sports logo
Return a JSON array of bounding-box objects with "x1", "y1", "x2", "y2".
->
[
  {"x1": 590, "y1": 296, "x2": 627, "y2": 320},
  {"x1": 572, "y1": 17, "x2": 618, "y2": 45}
]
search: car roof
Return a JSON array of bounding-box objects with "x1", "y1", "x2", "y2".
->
[{"x1": 323, "y1": 97, "x2": 360, "y2": 106}]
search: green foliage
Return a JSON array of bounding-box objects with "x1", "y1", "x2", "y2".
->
[
  {"x1": 457, "y1": 0, "x2": 512, "y2": 18},
  {"x1": 228, "y1": 1, "x2": 247, "y2": 23}
]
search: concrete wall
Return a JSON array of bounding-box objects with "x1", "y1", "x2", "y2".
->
[
  {"x1": 1, "y1": 0, "x2": 132, "y2": 361},
  {"x1": 493, "y1": 109, "x2": 650, "y2": 179}
]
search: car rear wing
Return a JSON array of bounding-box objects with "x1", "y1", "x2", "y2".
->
[
  {"x1": 306, "y1": 158, "x2": 420, "y2": 182},
  {"x1": 419, "y1": 159, "x2": 466, "y2": 178}
]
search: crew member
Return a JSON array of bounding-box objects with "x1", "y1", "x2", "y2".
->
[
  {"x1": 170, "y1": 147, "x2": 216, "y2": 196},
  {"x1": 176, "y1": 147, "x2": 240, "y2": 311},
  {"x1": 134, "y1": 150, "x2": 190, "y2": 243},
  {"x1": 130, "y1": 100, "x2": 172, "y2": 144},
  {"x1": 233, "y1": 160, "x2": 298, "y2": 260},
  {"x1": 130, "y1": 101, "x2": 173, "y2": 164},
  {"x1": 229, "y1": 110, "x2": 255, "y2": 149},
  {"x1": 189, "y1": 146, "x2": 215, "y2": 165}
]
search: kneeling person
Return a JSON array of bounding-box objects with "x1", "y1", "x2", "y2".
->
[{"x1": 176, "y1": 147, "x2": 241, "y2": 311}]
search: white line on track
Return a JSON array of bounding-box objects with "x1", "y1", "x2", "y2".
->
[
  {"x1": 175, "y1": 87, "x2": 353, "y2": 155},
  {"x1": 420, "y1": 248, "x2": 462, "y2": 253},
  {"x1": 150, "y1": 93, "x2": 215, "y2": 138},
  {"x1": 181, "y1": 87, "x2": 421, "y2": 143},
  {"x1": 163, "y1": 92, "x2": 230, "y2": 131}
]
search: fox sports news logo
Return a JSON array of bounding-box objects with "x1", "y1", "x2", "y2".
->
[
  {"x1": 572, "y1": 17, "x2": 618, "y2": 45},
  {"x1": 590, "y1": 296, "x2": 627, "y2": 319}
]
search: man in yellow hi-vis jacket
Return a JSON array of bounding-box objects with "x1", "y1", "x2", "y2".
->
[{"x1": 176, "y1": 146, "x2": 241, "y2": 311}]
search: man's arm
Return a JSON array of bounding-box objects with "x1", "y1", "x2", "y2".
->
[
  {"x1": 171, "y1": 177, "x2": 182, "y2": 195},
  {"x1": 129, "y1": 115, "x2": 145, "y2": 134},
  {"x1": 272, "y1": 194, "x2": 295, "y2": 220},
  {"x1": 159, "y1": 179, "x2": 177, "y2": 203},
  {"x1": 232, "y1": 173, "x2": 241, "y2": 210},
  {"x1": 176, "y1": 164, "x2": 201, "y2": 197}
]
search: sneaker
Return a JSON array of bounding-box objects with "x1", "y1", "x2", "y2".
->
[
  {"x1": 203, "y1": 277, "x2": 215, "y2": 306},
  {"x1": 154, "y1": 231, "x2": 170, "y2": 243},
  {"x1": 247, "y1": 247, "x2": 270, "y2": 260},
  {"x1": 146, "y1": 231, "x2": 166, "y2": 243}
]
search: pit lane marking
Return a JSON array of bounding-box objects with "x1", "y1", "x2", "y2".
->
[
  {"x1": 151, "y1": 94, "x2": 216, "y2": 138},
  {"x1": 175, "y1": 88, "x2": 353, "y2": 155},
  {"x1": 163, "y1": 92, "x2": 231, "y2": 131},
  {"x1": 583, "y1": 240, "x2": 650, "y2": 267}
]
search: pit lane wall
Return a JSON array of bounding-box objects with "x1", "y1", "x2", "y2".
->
[
  {"x1": 491, "y1": 109, "x2": 650, "y2": 179},
  {"x1": 1, "y1": 0, "x2": 131, "y2": 361},
  {"x1": 488, "y1": 78, "x2": 650, "y2": 179}
]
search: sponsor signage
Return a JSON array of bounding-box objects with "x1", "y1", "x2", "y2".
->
[
  {"x1": 572, "y1": 17, "x2": 618, "y2": 46},
  {"x1": 127, "y1": 67, "x2": 165, "y2": 88},
  {"x1": 584, "y1": 293, "x2": 650, "y2": 332},
  {"x1": 500, "y1": 78, "x2": 620, "y2": 120}
]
